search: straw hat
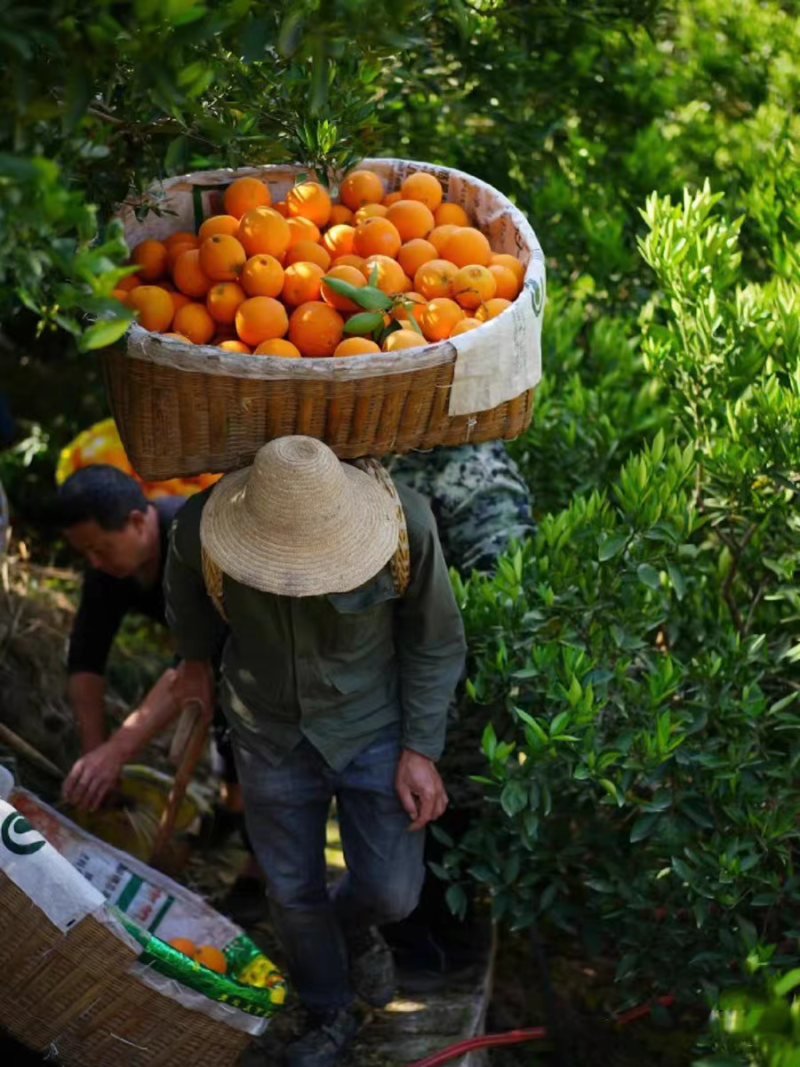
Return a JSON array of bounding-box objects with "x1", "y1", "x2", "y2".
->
[{"x1": 199, "y1": 436, "x2": 401, "y2": 597}]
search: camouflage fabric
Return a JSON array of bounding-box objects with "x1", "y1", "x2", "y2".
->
[{"x1": 386, "y1": 440, "x2": 534, "y2": 574}]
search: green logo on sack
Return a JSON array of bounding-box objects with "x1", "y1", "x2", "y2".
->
[
  {"x1": 527, "y1": 278, "x2": 544, "y2": 316},
  {"x1": 1, "y1": 813, "x2": 45, "y2": 855}
]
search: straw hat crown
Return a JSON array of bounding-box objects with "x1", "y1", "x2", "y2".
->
[{"x1": 200, "y1": 436, "x2": 400, "y2": 597}]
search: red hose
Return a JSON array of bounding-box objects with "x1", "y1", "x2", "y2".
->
[
  {"x1": 407, "y1": 1027, "x2": 547, "y2": 1067},
  {"x1": 406, "y1": 995, "x2": 675, "y2": 1067}
]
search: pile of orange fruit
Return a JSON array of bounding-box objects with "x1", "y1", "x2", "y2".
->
[
  {"x1": 115, "y1": 168, "x2": 526, "y2": 358},
  {"x1": 167, "y1": 937, "x2": 227, "y2": 973}
]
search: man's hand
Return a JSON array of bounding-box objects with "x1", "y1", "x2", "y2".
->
[
  {"x1": 63, "y1": 740, "x2": 125, "y2": 812},
  {"x1": 395, "y1": 749, "x2": 448, "y2": 832},
  {"x1": 173, "y1": 660, "x2": 214, "y2": 721}
]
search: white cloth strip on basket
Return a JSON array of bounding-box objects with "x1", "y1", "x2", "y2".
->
[
  {"x1": 0, "y1": 798, "x2": 105, "y2": 933},
  {"x1": 119, "y1": 157, "x2": 545, "y2": 418}
]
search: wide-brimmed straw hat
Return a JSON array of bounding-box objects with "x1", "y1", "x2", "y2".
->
[{"x1": 199, "y1": 436, "x2": 401, "y2": 597}]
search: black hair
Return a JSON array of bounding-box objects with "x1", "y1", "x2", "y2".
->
[{"x1": 53, "y1": 465, "x2": 148, "y2": 531}]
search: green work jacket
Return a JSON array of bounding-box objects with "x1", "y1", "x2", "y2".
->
[{"x1": 165, "y1": 482, "x2": 466, "y2": 771}]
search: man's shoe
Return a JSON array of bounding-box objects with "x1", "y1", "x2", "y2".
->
[
  {"x1": 347, "y1": 927, "x2": 395, "y2": 1008},
  {"x1": 217, "y1": 875, "x2": 270, "y2": 927},
  {"x1": 285, "y1": 1008, "x2": 358, "y2": 1067}
]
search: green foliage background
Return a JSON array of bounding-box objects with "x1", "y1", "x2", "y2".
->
[{"x1": 1, "y1": 1, "x2": 800, "y2": 1061}]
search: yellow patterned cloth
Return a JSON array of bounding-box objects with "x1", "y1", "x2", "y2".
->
[{"x1": 56, "y1": 418, "x2": 221, "y2": 499}]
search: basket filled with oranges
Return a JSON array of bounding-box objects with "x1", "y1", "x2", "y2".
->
[
  {"x1": 103, "y1": 159, "x2": 545, "y2": 480},
  {"x1": 1, "y1": 785, "x2": 286, "y2": 1065}
]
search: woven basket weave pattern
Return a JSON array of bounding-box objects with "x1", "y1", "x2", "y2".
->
[
  {"x1": 0, "y1": 874, "x2": 251, "y2": 1065},
  {"x1": 106, "y1": 160, "x2": 541, "y2": 480}
]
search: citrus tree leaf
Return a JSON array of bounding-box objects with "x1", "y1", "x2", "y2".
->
[{"x1": 343, "y1": 310, "x2": 384, "y2": 335}]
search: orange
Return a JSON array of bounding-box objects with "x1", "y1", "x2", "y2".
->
[
  {"x1": 224, "y1": 177, "x2": 271, "y2": 219},
  {"x1": 199, "y1": 235, "x2": 247, "y2": 282},
  {"x1": 441, "y1": 227, "x2": 492, "y2": 268},
  {"x1": 195, "y1": 945, "x2": 227, "y2": 974},
  {"x1": 165, "y1": 230, "x2": 198, "y2": 249},
  {"x1": 170, "y1": 290, "x2": 193, "y2": 313},
  {"x1": 284, "y1": 241, "x2": 331, "y2": 271},
  {"x1": 397, "y1": 239, "x2": 438, "y2": 279},
  {"x1": 386, "y1": 200, "x2": 435, "y2": 242},
  {"x1": 362, "y1": 255, "x2": 407, "y2": 294},
  {"x1": 382, "y1": 191, "x2": 402, "y2": 208},
  {"x1": 161, "y1": 332, "x2": 190, "y2": 341},
  {"x1": 282, "y1": 261, "x2": 325, "y2": 306},
  {"x1": 128, "y1": 286, "x2": 174, "y2": 332},
  {"x1": 207, "y1": 282, "x2": 247, "y2": 325},
  {"x1": 168, "y1": 937, "x2": 197, "y2": 958},
  {"x1": 333, "y1": 337, "x2": 381, "y2": 356},
  {"x1": 401, "y1": 172, "x2": 443, "y2": 211},
  {"x1": 488, "y1": 264, "x2": 520, "y2": 301},
  {"x1": 328, "y1": 204, "x2": 354, "y2": 227},
  {"x1": 173, "y1": 249, "x2": 212, "y2": 298},
  {"x1": 383, "y1": 328, "x2": 426, "y2": 352},
  {"x1": 287, "y1": 215, "x2": 321, "y2": 247},
  {"x1": 353, "y1": 217, "x2": 402, "y2": 260},
  {"x1": 321, "y1": 265, "x2": 367, "y2": 312},
  {"x1": 273, "y1": 200, "x2": 289, "y2": 218},
  {"x1": 332, "y1": 254, "x2": 366, "y2": 271},
  {"x1": 451, "y1": 318, "x2": 481, "y2": 337},
  {"x1": 428, "y1": 224, "x2": 461, "y2": 254},
  {"x1": 218, "y1": 339, "x2": 252, "y2": 353},
  {"x1": 475, "y1": 297, "x2": 512, "y2": 322},
  {"x1": 240, "y1": 255, "x2": 284, "y2": 298},
  {"x1": 116, "y1": 272, "x2": 141, "y2": 292},
  {"x1": 238, "y1": 207, "x2": 291, "y2": 259},
  {"x1": 288, "y1": 301, "x2": 344, "y2": 358},
  {"x1": 354, "y1": 203, "x2": 388, "y2": 225},
  {"x1": 489, "y1": 253, "x2": 525, "y2": 287},
  {"x1": 420, "y1": 297, "x2": 465, "y2": 341},
  {"x1": 167, "y1": 240, "x2": 198, "y2": 269},
  {"x1": 174, "y1": 303, "x2": 216, "y2": 345},
  {"x1": 321, "y1": 224, "x2": 356, "y2": 259},
  {"x1": 287, "y1": 181, "x2": 332, "y2": 227},
  {"x1": 452, "y1": 265, "x2": 497, "y2": 309},
  {"x1": 235, "y1": 297, "x2": 289, "y2": 346},
  {"x1": 112, "y1": 288, "x2": 131, "y2": 306},
  {"x1": 414, "y1": 259, "x2": 458, "y2": 300},
  {"x1": 392, "y1": 292, "x2": 427, "y2": 322},
  {"x1": 131, "y1": 239, "x2": 169, "y2": 282},
  {"x1": 254, "y1": 338, "x2": 302, "y2": 358},
  {"x1": 198, "y1": 215, "x2": 241, "y2": 242},
  {"x1": 340, "y1": 169, "x2": 385, "y2": 211},
  {"x1": 434, "y1": 202, "x2": 469, "y2": 228}
]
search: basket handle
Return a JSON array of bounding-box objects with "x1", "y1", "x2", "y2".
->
[{"x1": 150, "y1": 699, "x2": 209, "y2": 867}]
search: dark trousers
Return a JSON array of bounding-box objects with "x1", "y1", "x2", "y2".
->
[{"x1": 233, "y1": 726, "x2": 425, "y2": 1012}]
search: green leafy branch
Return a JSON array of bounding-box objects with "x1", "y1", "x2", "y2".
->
[{"x1": 323, "y1": 270, "x2": 426, "y2": 348}]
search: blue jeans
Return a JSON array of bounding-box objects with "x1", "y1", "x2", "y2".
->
[{"x1": 233, "y1": 727, "x2": 425, "y2": 1012}]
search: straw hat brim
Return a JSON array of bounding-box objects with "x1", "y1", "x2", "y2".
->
[{"x1": 199, "y1": 463, "x2": 400, "y2": 597}]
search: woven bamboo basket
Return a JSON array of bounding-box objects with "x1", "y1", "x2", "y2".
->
[
  {"x1": 0, "y1": 791, "x2": 280, "y2": 1066},
  {"x1": 103, "y1": 159, "x2": 545, "y2": 481},
  {"x1": 0, "y1": 882, "x2": 253, "y2": 1066}
]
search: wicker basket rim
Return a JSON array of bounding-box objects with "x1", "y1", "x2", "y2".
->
[{"x1": 121, "y1": 328, "x2": 457, "y2": 380}]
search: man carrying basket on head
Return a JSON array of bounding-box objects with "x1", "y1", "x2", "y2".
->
[{"x1": 166, "y1": 435, "x2": 466, "y2": 1067}]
